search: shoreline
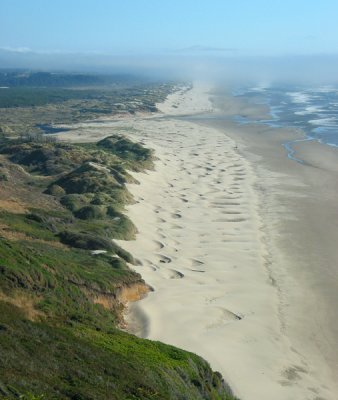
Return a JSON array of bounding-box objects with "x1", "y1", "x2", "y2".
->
[
  {"x1": 203, "y1": 103, "x2": 338, "y2": 398},
  {"x1": 56, "y1": 84, "x2": 338, "y2": 399},
  {"x1": 114, "y1": 86, "x2": 336, "y2": 399}
]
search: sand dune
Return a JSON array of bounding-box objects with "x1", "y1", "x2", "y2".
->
[
  {"x1": 117, "y1": 86, "x2": 336, "y2": 400},
  {"x1": 59, "y1": 85, "x2": 337, "y2": 400}
]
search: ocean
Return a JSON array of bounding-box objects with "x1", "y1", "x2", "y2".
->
[{"x1": 233, "y1": 84, "x2": 338, "y2": 161}]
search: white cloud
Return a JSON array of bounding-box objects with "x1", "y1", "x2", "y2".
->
[{"x1": 0, "y1": 46, "x2": 32, "y2": 53}]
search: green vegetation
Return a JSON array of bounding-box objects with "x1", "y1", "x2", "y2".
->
[
  {"x1": 0, "y1": 87, "x2": 90, "y2": 108},
  {"x1": 0, "y1": 137, "x2": 146, "y2": 249},
  {"x1": 0, "y1": 302, "x2": 233, "y2": 400},
  {"x1": 97, "y1": 136, "x2": 153, "y2": 169},
  {"x1": 0, "y1": 131, "x2": 237, "y2": 399}
]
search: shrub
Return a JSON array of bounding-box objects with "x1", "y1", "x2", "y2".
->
[
  {"x1": 58, "y1": 231, "x2": 114, "y2": 251},
  {"x1": 74, "y1": 205, "x2": 107, "y2": 220},
  {"x1": 45, "y1": 184, "x2": 66, "y2": 197}
]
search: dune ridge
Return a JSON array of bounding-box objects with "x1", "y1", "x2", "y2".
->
[{"x1": 116, "y1": 85, "x2": 335, "y2": 400}]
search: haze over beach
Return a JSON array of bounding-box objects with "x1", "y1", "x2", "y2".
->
[{"x1": 1, "y1": 1, "x2": 338, "y2": 399}]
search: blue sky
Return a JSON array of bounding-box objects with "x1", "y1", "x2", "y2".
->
[{"x1": 1, "y1": 0, "x2": 338, "y2": 56}]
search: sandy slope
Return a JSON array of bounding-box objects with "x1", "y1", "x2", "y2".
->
[
  {"x1": 57, "y1": 85, "x2": 337, "y2": 400},
  {"x1": 114, "y1": 86, "x2": 335, "y2": 400},
  {"x1": 156, "y1": 84, "x2": 213, "y2": 115}
]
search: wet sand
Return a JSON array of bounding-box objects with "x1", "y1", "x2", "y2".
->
[{"x1": 205, "y1": 105, "x2": 338, "y2": 399}]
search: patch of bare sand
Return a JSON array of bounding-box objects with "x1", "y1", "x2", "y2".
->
[{"x1": 0, "y1": 199, "x2": 28, "y2": 214}]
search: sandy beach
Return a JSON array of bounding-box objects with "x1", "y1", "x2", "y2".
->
[{"x1": 57, "y1": 85, "x2": 338, "y2": 400}]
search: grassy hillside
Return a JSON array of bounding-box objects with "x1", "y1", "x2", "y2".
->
[{"x1": 0, "y1": 134, "x2": 237, "y2": 400}]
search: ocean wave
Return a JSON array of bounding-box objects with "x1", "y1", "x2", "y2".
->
[
  {"x1": 311, "y1": 86, "x2": 337, "y2": 93},
  {"x1": 294, "y1": 105, "x2": 324, "y2": 115},
  {"x1": 287, "y1": 91, "x2": 312, "y2": 104},
  {"x1": 309, "y1": 117, "x2": 337, "y2": 126},
  {"x1": 249, "y1": 84, "x2": 270, "y2": 92}
]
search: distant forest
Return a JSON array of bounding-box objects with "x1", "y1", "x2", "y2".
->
[
  {"x1": 0, "y1": 70, "x2": 143, "y2": 88},
  {"x1": 0, "y1": 70, "x2": 168, "y2": 108}
]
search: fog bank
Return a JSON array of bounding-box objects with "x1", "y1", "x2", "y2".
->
[{"x1": 1, "y1": 48, "x2": 338, "y2": 86}]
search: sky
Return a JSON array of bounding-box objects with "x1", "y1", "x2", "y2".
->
[
  {"x1": 1, "y1": 0, "x2": 338, "y2": 56},
  {"x1": 2, "y1": 0, "x2": 338, "y2": 84}
]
